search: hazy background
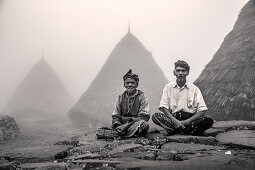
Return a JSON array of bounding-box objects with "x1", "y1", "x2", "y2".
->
[{"x1": 0, "y1": 0, "x2": 248, "y2": 112}]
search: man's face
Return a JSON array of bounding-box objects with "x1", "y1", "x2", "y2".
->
[
  {"x1": 124, "y1": 78, "x2": 138, "y2": 94},
  {"x1": 174, "y1": 66, "x2": 189, "y2": 81}
]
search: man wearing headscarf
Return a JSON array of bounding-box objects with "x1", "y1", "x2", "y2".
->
[{"x1": 96, "y1": 69, "x2": 150, "y2": 139}]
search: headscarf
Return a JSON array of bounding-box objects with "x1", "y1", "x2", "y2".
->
[{"x1": 123, "y1": 69, "x2": 139, "y2": 83}]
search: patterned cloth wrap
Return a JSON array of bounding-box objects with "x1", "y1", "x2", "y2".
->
[
  {"x1": 96, "y1": 126, "x2": 120, "y2": 139},
  {"x1": 96, "y1": 120, "x2": 148, "y2": 139},
  {"x1": 152, "y1": 111, "x2": 213, "y2": 135}
]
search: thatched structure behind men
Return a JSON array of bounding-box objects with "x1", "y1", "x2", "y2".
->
[
  {"x1": 3, "y1": 58, "x2": 74, "y2": 119},
  {"x1": 194, "y1": 0, "x2": 255, "y2": 121},
  {"x1": 68, "y1": 29, "x2": 168, "y2": 126}
]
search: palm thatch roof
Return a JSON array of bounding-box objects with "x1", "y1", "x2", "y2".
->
[
  {"x1": 68, "y1": 30, "x2": 168, "y2": 126},
  {"x1": 3, "y1": 58, "x2": 74, "y2": 119},
  {"x1": 194, "y1": 0, "x2": 255, "y2": 121}
]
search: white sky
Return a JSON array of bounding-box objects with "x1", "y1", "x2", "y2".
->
[{"x1": 0, "y1": 0, "x2": 249, "y2": 111}]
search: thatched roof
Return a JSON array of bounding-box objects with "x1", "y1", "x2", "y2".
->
[
  {"x1": 68, "y1": 31, "x2": 168, "y2": 126},
  {"x1": 3, "y1": 58, "x2": 74, "y2": 118},
  {"x1": 194, "y1": 0, "x2": 255, "y2": 121}
]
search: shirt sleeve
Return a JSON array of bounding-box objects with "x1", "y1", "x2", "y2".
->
[
  {"x1": 137, "y1": 93, "x2": 150, "y2": 122},
  {"x1": 159, "y1": 84, "x2": 170, "y2": 110},
  {"x1": 112, "y1": 96, "x2": 122, "y2": 127},
  {"x1": 194, "y1": 88, "x2": 208, "y2": 112}
]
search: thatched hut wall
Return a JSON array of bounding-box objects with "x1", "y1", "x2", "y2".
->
[{"x1": 194, "y1": 0, "x2": 255, "y2": 120}]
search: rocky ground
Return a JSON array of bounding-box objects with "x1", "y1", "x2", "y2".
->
[{"x1": 0, "y1": 120, "x2": 255, "y2": 170}]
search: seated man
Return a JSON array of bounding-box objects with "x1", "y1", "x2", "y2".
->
[
  {"x1": 96, "y1": 69, "x2": 150, "y2": 139},
  {"x1": 152, "y1": 60, "x2": 213, "y2": 136}
]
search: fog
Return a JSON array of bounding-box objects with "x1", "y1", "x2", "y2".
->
[{"x1": 0, "y1": 0, "x2": 248, "y2": 112}]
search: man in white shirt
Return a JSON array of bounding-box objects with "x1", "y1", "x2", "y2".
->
[{"x1": 152, "y1": 60, "x2": 213, "y2": 135}]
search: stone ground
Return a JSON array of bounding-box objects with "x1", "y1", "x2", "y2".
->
[{"x1": 0, "y1": 120, "x2": 255, "y2": 170}]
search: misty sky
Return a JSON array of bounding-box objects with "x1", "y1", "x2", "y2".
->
[{"x1": 0, "y1": 0, "x2": 248, "y2": 112}]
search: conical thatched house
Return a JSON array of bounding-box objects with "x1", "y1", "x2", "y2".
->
[
  {"x1": 69, "y1": 29, "x2": 168, "y2": 126},
  {"x1": 3, "y1": 57, "x2": 74, "y2": 119},
  {"x1": 194, "y1": 0, "x2": 255, "y2": 121}
]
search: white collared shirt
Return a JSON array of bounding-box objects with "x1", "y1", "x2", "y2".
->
[{"x1": 159, "y1": 81, "x2": 208, "y2": 114}]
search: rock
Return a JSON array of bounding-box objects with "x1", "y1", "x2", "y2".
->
[
  {"x1": 7, "y1": 157, "x2": 50, "y2": 164},
  {"x1": 226, "y1": 150, "x2": 255, "y2": 170},
  {"x1": 216, "y1": 130, "x2": 255, "y2": 149},
  {"x1": 213, "y1": 121, "x2": 255, "y2": 131},
  {"x1": 151, "y1": 138, "x2": 167, "y2": 147},
  {"x1": 142, "y1": 145, "x2": 160, "y2": 151},
  {"x1": 203, "y1": 121, "x2": 255, "y2": 137},
  {"x1": 111, "y1": 151, "x2": 156, "y2": 160},
  {"x1": 0, "y1": 159, "x2": 9, "y2": 164},
  {"x1": 156, "y1": 150, "x2": 187, "y2": 161},
  {"x1": 54, "y1": 150, "x2": 69, "y2": 160},
  {"x1": 70, "y1": 159, "x2": 122, "y2": 169},
  {"x1": 161, "y1": 142, "x2": 225, "y2": 153},
  {"x1": 1, "y1": 145, "x2": 71, "y2": 162},
  {"x1": 70, "y1": 132, "x2": 115, "y2": 156},
  {"x1": 0, "y1": 129, "x2": 4, "y2": 142},
  {"x1": 71, "y1": 131, "x2": 98, "y2": 144},
  {"x1": 108, "y1": 143, "x2": 142, "y2": 155},
  {"x1": 34, "y1": 165, "x2": 65, "y2": 170},
  {"x1": 65, "y1": 162, "x2": 83, "y2": 170},
  {"x1": 165, "y1": 135, "x2": 217, "y2": 145},
  {"x1": 19, "y1": 162, "x2": 66, "y2": 170},
  {"x1": 0, "y1": 161, "x2": 19, "y2": 170},
  {"x1": 142, "y1": 152, "x2": 155, "y2": 160},
  {"x1": 115, "y1": 152, "x2": 237, "y2": 169},
  {"x1": 54, "y1": 140, "x2": 79, "y2": 146},
  {"x1": 3, "y1": 120, "x2": 255, "y2": 170},
  {"x1": 145, "y1": 129, "x2": 165, "y2": 140},
  {"x1": 203, "y1": 128, "x2": 224, "y2": 137},
  {"x1": 71, "y1": 159, "x2": 123, "y2": 164},
  {"x1": 66, "y1": 153, "x2": 102, "y2": 160},
  {"x1": 0, "y1": 115, "x2": 20, "y2": 141},
  {"x1": 68, "y1": 143, "x2": 110, "y2": 157},
  {"x1": 134, "y1": 138, "x2": 151, "y2": 145},
  {"x1": 89, "y1": 167, "x2": 115, "y2": 170}
]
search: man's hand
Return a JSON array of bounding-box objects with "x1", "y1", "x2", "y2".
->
[
  {"x1": 173, "y1": 119, "x2": 185, "y2": 129},
  {"x1": 160, "y1": 107, "x2": 185, "y2": 130},
  {"x1": 180, "y1": 119, "x2": 190, "y2": 126}
]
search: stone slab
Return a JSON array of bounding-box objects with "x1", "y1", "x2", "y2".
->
[
  {"x1": 165, "y1": 135, "x2": 217, "y2": 145},
  {"x1": 67, "y1": 143, "x2": 111, "y2": 157},
  {"x1": 0, "y1": 129, "x2": 4, "y2": 142},
  {"x1": 213, "y1": 121, "x2": 255, "y2": 130},
  {"x1": 145, "y1": 130, "x2": 165, "y2": 140},
  {"x1": 216, "y1": 130, "x2": 255, "y2": 149},
  {"x1": 111, "y1": 151, "x2": 156, "y2": 160},
  {"x1": 0, "y1": 161, "x2": 19, "y2": 170},
  {"x1": 0, "y1": 145, "x2": 70, "y2": 160},
  {"x1": 108, "y1": 143, "x2": 142, "y2": 155},
  {"x1": 115, "y1": 152, "x2": 237, "y2": 170},
  {"x1": 161, "y1": 142, "x2": 225, "y2": 153},
  {"x1": 71, "y1": 159, "x2": 123, "y2": 164},
  {"x1": 203, "y1": 128, "x2": 224, "y2": 137},
  {"x1": 0, "y1": 159, "x2": 9, "y2": 164},
  {"x1": 19, "y1": 162, "x2": 66, "y2": 170},
  {"x1": 66, "y1": 153, "x2": 102, "y2": 160}
]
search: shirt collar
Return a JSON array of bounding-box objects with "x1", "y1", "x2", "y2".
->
[{"x1": 172, "y1": 81, "x2": 189, "y2": 89}]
